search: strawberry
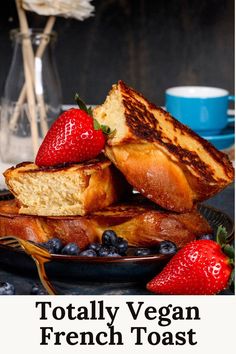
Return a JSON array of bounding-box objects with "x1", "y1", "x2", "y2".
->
[
  {"x1": 147, "y1": 226, "x2": 234, "y2": 295},
  {"x1": 35, "y1": 95, "x2": 110, "y2": 167}
]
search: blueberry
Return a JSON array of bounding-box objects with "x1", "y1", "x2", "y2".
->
[
  {"x1": 40, "y1": 242, "x2": 50, "y2": 251},
  {"x1": 0, "y1": 282, "x2": 15, "y2": 295},
  {"x1": 49, "y1": 238, "x2": 63, "y2": 253},
  {"x1": 31, "y1": 284, "x2": 47, "y2": 295},
  {"x1": 105, "y1": 246, "x2": 121, "y2": 257},
  {"x1": 198, "y1": 234, "x2": 214, "y2": 240},
  {"x1": 108, "y1": 246, "x2": 117, "y2": 252},
  {"x1": 98, "y1": 246, "x2": 110, "y2": 257},
  {"x1": 40, "y1": 238, "x2": 63, "y2": 254},
  {"x1": 102, "y1": 230, "x2": 118, "y2": 247},
  {"x1": 117, "y1": 237, "x2": 124, "y2": 243},
  {"x1": 88, "y1": 243, "x2": 101, "y2": 252},
  {"x1": 117, "y1": 239, "x2": 128, "y2": 255},
  {"x1": 158, "y1": 241, "x2": 177, "y2": 255},
  {"x1": 37, "y1": 289, "x2": 48, "y2": 295},
  {"x1": 134, "y1": 248, "x2": 152, "y2": 256},
  {"x1": 61, "y1": 243, "x2": 80, "y2": 256},
  {"x1": 79, "y1": 249, "x2": 97, "y2": 257},
  {"x1": 107, "y1": 252, "x2": 121, "y2": 257}
]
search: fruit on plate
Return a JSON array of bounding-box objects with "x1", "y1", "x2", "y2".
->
[
  {"x1": 41, "y1": 237, "x2": 63, "y2": 254},
  {"x1": 158, "y1": 240, "x2": 178, "y2": 255},
  {"x1": 39, "y1": 231, "x2": 128, "y2": 257},
  {"x1": 134, "y1": 248, "x2": 152, "y2": 256},
  {"x1": 61, "y1": 242, "x2": 80, "y2": 256},
  {"x1": 146, "y1": 226, "x2": 234, "y2": 295},
  {"x1": 31, "y1": 283, "x2": 47, "y2": 295},
  {"x1": 0, "y1": 281, "x2": 15, "y2": 295},
  {"x1": 36, "y1": 95, "x2": 111, "y2": 167}
]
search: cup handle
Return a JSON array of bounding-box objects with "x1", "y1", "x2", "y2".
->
[{"x1": 227, "y1": 95, "x2": 235, "y2": 124}]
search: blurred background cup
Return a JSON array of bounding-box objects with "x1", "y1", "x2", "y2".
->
[{"x1": 165, "y1": 86, "x2": 235, "y2": 135}]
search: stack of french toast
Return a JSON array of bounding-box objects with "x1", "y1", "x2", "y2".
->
[{"x1": 0, "y1": 81, "x2": 234, "y2": 250}]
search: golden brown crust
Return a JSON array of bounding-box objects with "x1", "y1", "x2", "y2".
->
[
  {"x1": 12, "y1": 155, "x2": 109, "y2": 173},
  {"x1": 105, "y1": 144, "x2": 195, "y2": 211},
  {"x1": 117, "y1": 81, "x2": 233, "y2": 180},
  {"x1": 0, "y1": 199, "x2": 99, "y2": 248},
  {"x1": 4, "y1": 158, "x2": 130, "y2": 216},
  {"x1": 117, "y1": 81, "x2": 233, "y2": 181},
  {"x1": 93, "y1": 81, "x2": 234, "y2": 211},
  {"x1": 0, "y1": 198, "x2": 212, "y2": 249}
]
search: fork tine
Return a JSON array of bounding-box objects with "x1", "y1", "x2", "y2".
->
[
  {"x1": 4, "y1": 240, "x2": 20, "y2": 248},
  {"x1": 0, "y1": 236, "x2": 21, "y2": 248},
  {"x1": 18, "y1": 239, "x2": 51, "y2": 259},
  {"x1": 0, "y1": 236, "x2": 51, "y2": 257},
  {"x1": 0, "y1": 236, "x2": 17, "y2": 241}
]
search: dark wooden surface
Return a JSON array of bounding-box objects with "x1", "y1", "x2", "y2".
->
[{"x1": 0, "y1": 0, "x2": 234, "y2": 105}]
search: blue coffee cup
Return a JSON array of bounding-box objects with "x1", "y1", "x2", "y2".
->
[{"x1": 165, "y1": 86, "x2": 235, "y2": 135}]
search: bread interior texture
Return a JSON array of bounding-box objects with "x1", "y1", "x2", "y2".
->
[
  {"x1": 8, "y1": 167, "x2": 87, "y2": 216},
  {"x1": 4, "y1": 161, "x2": 121, "y2": 216},
  {"x1": 94, "y1": 87, "x2": 129, "y2": 144}
]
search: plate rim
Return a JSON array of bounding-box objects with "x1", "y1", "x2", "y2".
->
[{"x1": 202, "y1": 133, "x2": 235, "y2": 140}]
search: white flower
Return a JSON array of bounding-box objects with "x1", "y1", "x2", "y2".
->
[{"x1": 22, "y1": 0, "x2": 94, "y2": 20}]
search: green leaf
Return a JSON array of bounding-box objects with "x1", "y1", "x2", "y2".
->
[
  {"x1": 93, "y1": 121, "x2": 114, "y2": 135},
  {"x1": 229, "y1": 268, "x2": 235, "y2": 289},
  {"x1": 101, "y1": 124, "x2": 111, "y2": 134},
  {"x1": 223, "y1": 244, "x2": 235, "y2": 260},
  {"x1": 87, "y1": 106, "x2": 93, "y2": 117},
  {"x1": 74, "y1": 93, "x2": 112, "y2": 134},
  {"x1": 107, "y1": 128, "x2": 117, "y2": 138},
  {"x1": 216, "y1": 225, "x2": 228, "y2": 247},
  {"x1": 74, "y1": 93, "x2": 89, "y2": 114},
  {"x1": 101, "y1": 126, "x2": 117, "y2": 136},
  {"x1": 93, "y1": 118, "x2": 101, "y2": 130}
]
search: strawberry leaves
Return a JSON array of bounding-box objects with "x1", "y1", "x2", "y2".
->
[
  {"x1": 216, "y1": 225, "x2": 234, "y2": 265},
  {"x1": 224, "y1": 244, "x2": 235, "y2": 260},
  {"x1": 74, "y1": 93, "x2": 92, "y2": 116},
  {"x1": 229, "y1": 268, "x2": 235, "y2": 290},
  {"x1": 74, "y1": 93, "x2": 112, "y2": 135},
  {"x1": 215, "y1": 225, "x2": 234, "y2": 290},
  {"x1": 216, "y1": 225, "x2": 228, "y2": 246},
  {"x1": 93, "y1": 118, "x2": 112, "y2": 134},
  {"x1": 101, "y1": 124, "x2": 114, "y2": 135}
]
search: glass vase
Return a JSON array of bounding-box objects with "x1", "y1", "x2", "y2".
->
[{"x1": 0, "y1": 28, "x2": 62, "y2": 163}]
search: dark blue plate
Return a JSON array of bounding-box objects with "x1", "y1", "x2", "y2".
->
[{"x1": 0, "y1": 203, "x2": 233, "y2": 283}]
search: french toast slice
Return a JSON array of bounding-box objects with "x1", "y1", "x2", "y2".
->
[
  {"x1": 93, "y1": 81, "x2": 234, "y2": 212},
  {"x1": 4, "y1": 156, "x2": 129, "y2": 216},
  {"x1": 0, "y1": 196, "x2": 212, "y2": 249}
]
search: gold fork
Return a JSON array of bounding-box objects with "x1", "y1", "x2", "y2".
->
[{"x1": 0, "y1": 236, "x2": 57, "y2": 295}]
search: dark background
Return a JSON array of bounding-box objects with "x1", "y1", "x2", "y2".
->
[{"x1": 0, "y1": 0, "x2": 234, "y2": 105}]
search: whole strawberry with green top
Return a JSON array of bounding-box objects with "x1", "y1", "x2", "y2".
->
[
  {"x1": 36, "y1": 94, "x2": 111, "y2": 167},
  {"x1": 147, "y1": 226, "x2": 234, "y2": 295}
]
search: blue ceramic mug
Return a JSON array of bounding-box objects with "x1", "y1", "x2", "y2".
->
[{"x1": 165, "y1": 86, "x2": 235, "y2": 135}]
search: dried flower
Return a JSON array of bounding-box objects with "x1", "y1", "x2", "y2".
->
[{"x1": 22, "y1": 0, "x2": 94, "y2": 20}]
